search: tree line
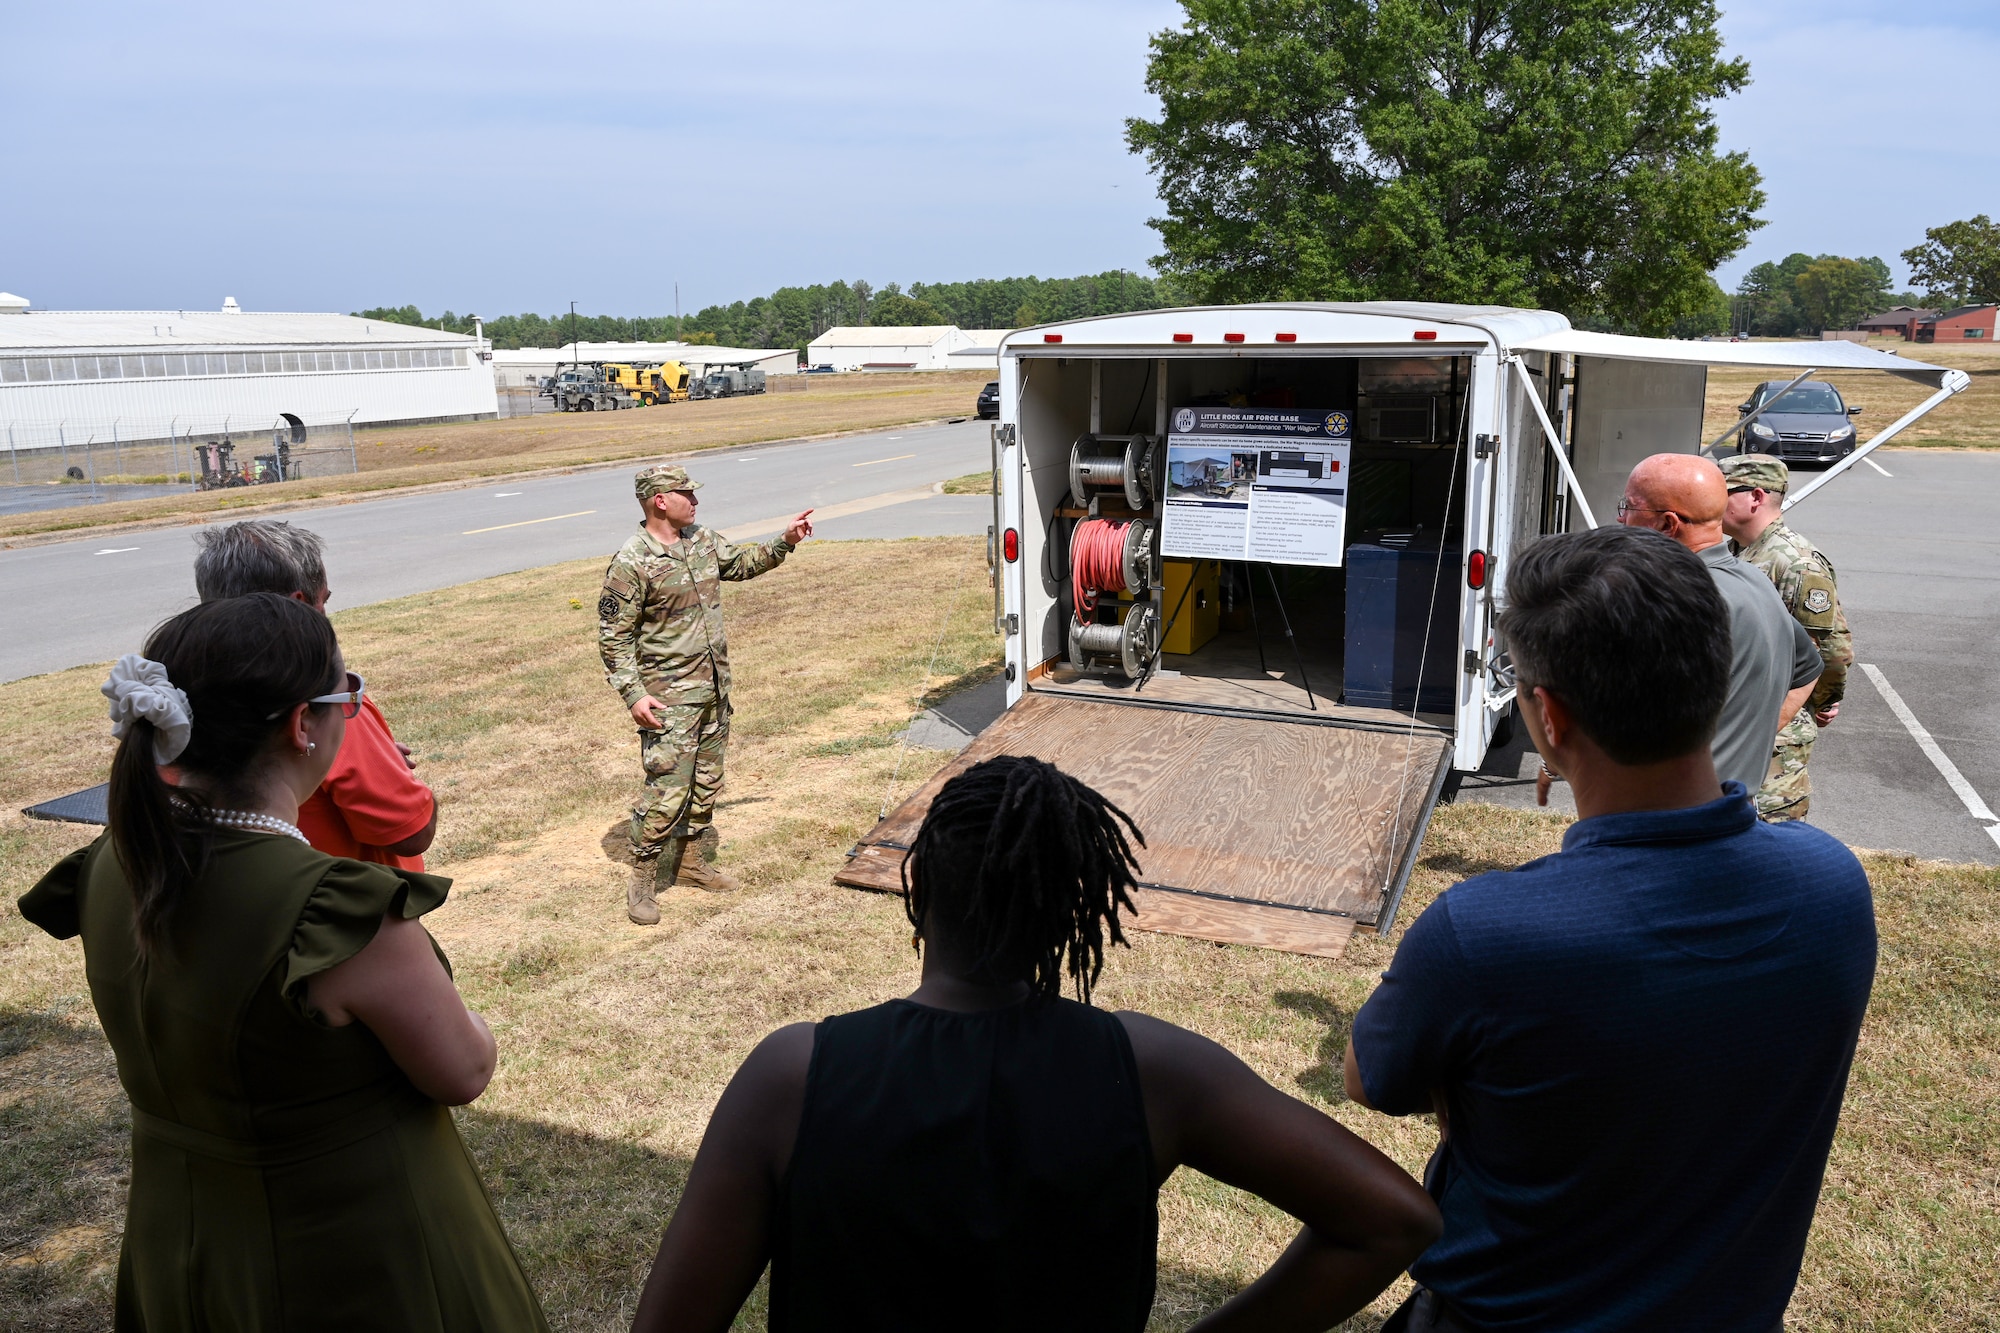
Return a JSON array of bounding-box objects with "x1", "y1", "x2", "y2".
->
[{"x1": 354, "y1": 271, "x2": 1182, "y2": 354}]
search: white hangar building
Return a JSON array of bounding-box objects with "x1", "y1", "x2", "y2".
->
[
  {"x1": 0, "y1": 293, "x2": 497, "y2": 457},
  {"x1": 806, "y1": 326, "x2": 989, "y2": 372}
]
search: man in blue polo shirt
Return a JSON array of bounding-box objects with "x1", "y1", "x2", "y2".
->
[{"x1": 1347, "y1": 524, "x2": 1875, "y2": 1332}]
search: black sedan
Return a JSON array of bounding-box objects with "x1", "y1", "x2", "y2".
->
[
  {"x1": 975, "y1": 381, "x2": 999, "y2": 419},
  {"x1": 1736, "y1": 380, "x2": 1862, "y2": 464}
]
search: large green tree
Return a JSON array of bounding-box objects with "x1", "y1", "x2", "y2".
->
[
  {"x1": 1902, "y1": 215, "x2": 2000, "y2": 308},
  {"x1": 1124, "y1": 0, "x2": 1766, "y2": 331},
  {"x1": 1732, "y1": 252, "x2": 1891, "y2": 336}
]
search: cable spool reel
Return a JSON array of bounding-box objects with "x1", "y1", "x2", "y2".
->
[
  {"x1": 1068, "y1": 601, "x2": 1158, "y2": 679},
  {"x1": 1069, "y1": 433, "x2": 1157, "y2": 511}
]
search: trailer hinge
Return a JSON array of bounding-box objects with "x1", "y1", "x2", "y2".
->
[
  {"x1": 1474, "y1": 433, "x2": 1499, "y2": 459},
  {"x1": 995, "y1": 423, "x2": 1017, "y2": 448},
  {"x1": 1463, "y1": 650, "x2": 1482, "y2": 676},
  {"x1": 1005, "y1": 613, "x2": 1019, "y2": 636}
]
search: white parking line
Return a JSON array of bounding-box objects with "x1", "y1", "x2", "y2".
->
[
  {"x1": 463, "y1": 509, "x2": 595, "y2": 536},
  {"x1": 1864, "y1": 457, "x2": 1893, "y2": 477},
  {"x1": 1860, "y1": 663, "x2": 2000, "y2": 849},
  {"x1": 94, "y1": 547, "x2": 139, "y2": 555},
  {"x1": 494, "y1": 491, "x2": 522, "y2": 497}
]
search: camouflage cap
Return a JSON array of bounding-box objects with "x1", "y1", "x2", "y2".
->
[
  {"x1": 634, "y1": 464, "x2": 703, "y2": 501},
  {"x1": 1717, "y1": 452, "x2": 1790, "y2": 494}
]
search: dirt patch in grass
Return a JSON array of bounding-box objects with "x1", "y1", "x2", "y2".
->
[
  {"x1": 2, "y1": 540, "x2": 1994, "y2": 1330},
  {"x1": 0, "y1": 371, "x2": 991, "y2": 545}
]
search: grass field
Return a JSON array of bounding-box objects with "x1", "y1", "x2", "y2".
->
[
  {"x1": 2, "y1": 541, "x2": 1996, "y2": 1331},
  {"x1": 0, "y1": 370, "x2": 993, "y2": 544}
]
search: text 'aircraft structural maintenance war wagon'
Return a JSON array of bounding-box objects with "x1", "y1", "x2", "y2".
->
[{"x1": 837, "y1": 303, "x2": 1969, "y2": 959}]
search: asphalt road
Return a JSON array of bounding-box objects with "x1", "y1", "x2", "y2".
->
[
  {"x1": 0, "y1": 419, "x2": 993, "y2": 683},
  {"x1": 10, "y1": 433, "x2": 1998, "y2": 865},
  {"x1": 1465, "y1": 450, "x2": 2000, "y2": 865}
]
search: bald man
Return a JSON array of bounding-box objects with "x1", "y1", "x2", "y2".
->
[{"x1": 1614, "y1": 454, "x2": 1823, "y2": 796}]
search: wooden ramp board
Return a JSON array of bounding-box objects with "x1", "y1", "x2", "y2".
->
[{"x1": 835, "y1": 692, "x2": 1452, "y2": 959}]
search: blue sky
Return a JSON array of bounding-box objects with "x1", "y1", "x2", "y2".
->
[{"x1": 2, "y1": 1, "x2": 1993, "y2": 316}]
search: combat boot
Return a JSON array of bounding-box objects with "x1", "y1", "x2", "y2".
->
[
  {"x1": 673, "y1": 831, "x2": 740, "y2": 893},
  {"x1": 627, "y1": 859, "x2": 662, "y2": 926}
]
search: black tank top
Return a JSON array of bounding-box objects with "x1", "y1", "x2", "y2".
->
[{"x1": 770, "y1": 996, "x2": 1157, "y2": 1332}]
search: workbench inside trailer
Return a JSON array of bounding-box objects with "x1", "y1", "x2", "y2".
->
[{"x1": 836, "y1": 304, "x2": 1968, "y2": 961}]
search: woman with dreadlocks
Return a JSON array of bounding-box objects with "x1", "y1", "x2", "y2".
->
[{"x1": 630, "y1": 754, "x2": 1439, "y2": 1332}]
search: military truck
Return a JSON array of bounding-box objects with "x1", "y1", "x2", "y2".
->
[
  {"x1": 541, "y1": 366, "x2": 638, "y2": 412},
  {"x1": 688, "y1": 365, "x2": 767, "y2": 400}
]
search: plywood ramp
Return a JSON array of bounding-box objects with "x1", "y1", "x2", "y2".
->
[{"x1": 835, "y1": 692, "x2": 1452, "y2": 959}]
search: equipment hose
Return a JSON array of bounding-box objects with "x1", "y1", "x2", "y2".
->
[{"x1": 1071, "y1": 518, "x2": 1130, "y2": 623}]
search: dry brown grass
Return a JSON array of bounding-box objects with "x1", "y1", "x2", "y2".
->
[
  {"x1": 0, "y1": 371, "x2": 992, "y2": 544},
  {"x1": 2, "y1": 539, "x2": 1995, "y2": 1330},
  {"x1": 1700, "y1": 340, "x2": 2000, "y2": 452}
]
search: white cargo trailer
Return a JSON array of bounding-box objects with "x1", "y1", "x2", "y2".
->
[{"x1": 839, "y1": 303, "x2": 1968, "y2": 958}]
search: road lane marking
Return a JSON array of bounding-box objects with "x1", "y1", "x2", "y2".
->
[
  {"x1": 463, "y1": 509, "x2": 595, "y2": 535},
  {"x1": 494, "y1": 491, "x2": 522, "y2": 496},
  {"x1": 854, "y1": 454, "x2": 916, "y2": 467},
  {"x1": 719, "y1": 486, "x2": 935, "y2": 542},
  {"x1": 1860, "y1": 664, "x2": 2000, "y2": 846},
  {"x1": 95, "y1": 547, "x2": 139, "y2": 555},
  {"x1": 1863, "y1": 458, "x2": 1893, "y2": 477}
]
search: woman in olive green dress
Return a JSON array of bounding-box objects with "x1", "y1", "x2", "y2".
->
[{"x1": 19, "y1": 593, "x2": 547, "y2": 1333}]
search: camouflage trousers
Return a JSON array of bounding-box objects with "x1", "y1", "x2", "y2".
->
[
  {"x1": 630, "y1": 697, "x2": 730, "y2": 859},
  {"x1": 1755, "y1": 708, "x2": 1818, "y2": 822}
]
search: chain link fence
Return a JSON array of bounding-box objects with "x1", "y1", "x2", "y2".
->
[{"x1": 2, "y1": 414, "x2": 359, "y2": 499}]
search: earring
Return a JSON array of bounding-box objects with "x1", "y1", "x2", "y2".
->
[
  {"x1": 306, "y1": 742, "x2": 317, "y2": 756},
  {"x1": 911, "y1": 930, "x2": 922, "y2": 954}
]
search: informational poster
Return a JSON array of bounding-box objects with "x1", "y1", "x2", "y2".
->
[{"x1": 1160, "y1": 406, "x2": 1353, "y2": 567}]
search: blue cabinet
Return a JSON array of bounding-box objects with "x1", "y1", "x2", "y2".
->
[{"x1": 1344, "y1": 536, "x2": 1459, "y2": 714}]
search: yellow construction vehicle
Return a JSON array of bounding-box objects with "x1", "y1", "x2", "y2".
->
[{"x1": 601, "y1": 361, "x2": 691, "y2": 406}]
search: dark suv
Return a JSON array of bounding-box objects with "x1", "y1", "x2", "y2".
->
[
  {"x1": 975, "y1": 381, "x2": 999, "y2": 419},
  {"x1": 1736, "y1": 381, "x2": 1862, "y2": 464}
]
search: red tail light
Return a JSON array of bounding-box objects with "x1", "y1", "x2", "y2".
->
[
  {"x1": 1275, "y1": 332, "x2": 1297, "y2": 342},
  {"x1": 1004, "y1": 528, "x2": 1019, "y2": 562},
  {"x1": 1467, "y1": 549, "x2": 1488, "y2": 589},
  {"x1": 1172, "y1": 333, "x2": 1193, "y2": 342},
  {"x1": 1223, "y1": 332, "x2": 1245, "y2": 343},
  {"x1": 1414, "y1": 330, "x2": 1438, "y2": 341},
  {"x1": 1042, "y1": 333, "x2": 1062, "y2": 343}
]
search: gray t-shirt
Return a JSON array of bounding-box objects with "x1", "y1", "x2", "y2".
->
[{"x1": 1700, "y1": 542, "x2": 1824, "y2": 792}]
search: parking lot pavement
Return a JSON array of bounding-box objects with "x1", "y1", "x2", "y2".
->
[
  {"x1": 1460, "y1": 449, "x2": 2000, "y2": 864},
  {"x1": 0, "y1": 481, "x2": 189, "y2": 515}
]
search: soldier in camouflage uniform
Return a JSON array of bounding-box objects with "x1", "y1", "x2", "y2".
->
[
  {"x1": 599, "y1": 463, "x2": 814, "y2": 923},
  {"x1": 1719, "y1": 454, "x2": 1853, "y2": 821}
]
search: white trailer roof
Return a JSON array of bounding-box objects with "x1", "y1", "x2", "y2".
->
[
  {"x1": 1003, "y1": 302, "x2": 1569, "y2": 352},
  {"x1": 1509, "y1": 328, "x2": 1963, "y2": 389}
]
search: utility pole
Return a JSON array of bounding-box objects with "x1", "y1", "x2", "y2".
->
[{"x1": 570, "y1": 301, "x2": 578, "y2": 369}]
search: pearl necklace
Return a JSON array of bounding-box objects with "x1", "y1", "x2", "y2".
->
[{"x1": 173, "y1": 799, "x2": 309, "y2": 845}]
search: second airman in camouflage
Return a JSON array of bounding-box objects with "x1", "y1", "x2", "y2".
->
[
  {"x1": 599, "y1": 463, "x2": 814, "y2": 924},
  {"x1": 1719, "y1": 454, "x2": 1854, "y2": 821}
]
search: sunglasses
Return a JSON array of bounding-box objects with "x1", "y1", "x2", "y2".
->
[{"x1": 267, "y1": 671, "x2": 366, "y2": 720}]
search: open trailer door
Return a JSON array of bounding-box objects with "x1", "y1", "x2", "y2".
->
[
  {"x1": 1505, "y1": 330, "x2": 1972, "y2": 524},
  {"x1": 835, "y1": 693, "x2": 1452, "y2": 959}
]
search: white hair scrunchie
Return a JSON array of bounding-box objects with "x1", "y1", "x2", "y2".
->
[{"x1": 103, "y1": 654, "x2": 194, "y2": 764}]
